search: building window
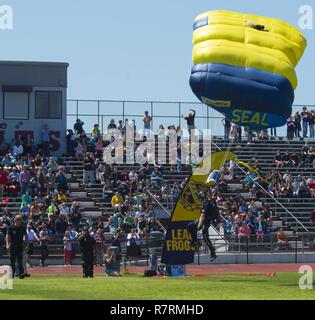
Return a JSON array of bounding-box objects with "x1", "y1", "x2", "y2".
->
[
  {"x1": 3, "y1": 92, "x2": 29, "y2": 119},
  {"x1": 35, "y1": 91, "x2": 62, "y2": 119}
]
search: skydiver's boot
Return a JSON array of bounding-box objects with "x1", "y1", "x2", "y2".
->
[
  {"x1": 210, "y1": 250, "x2": 217, "y2": 262},
  {"x1": 189, "y1": 240, "x2": 202, "y2": 251}
]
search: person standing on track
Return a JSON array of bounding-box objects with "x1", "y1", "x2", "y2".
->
[
  {"x1": 78, "y1": 227, "x2": 96, "y2": 278},
  {"x1": 6, "y1": 215, "x2": 29, "y2": 279},
  {"x1": 39, "y1": 225, "x2": 51, "y2": 267},
  {"x1": 26, "y1": 223, "x2": 39, "y2": 267}
]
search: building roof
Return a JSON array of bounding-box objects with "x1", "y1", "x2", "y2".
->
[{"x1": 0, "y1": 60, "x2": 69, "y2": 68}]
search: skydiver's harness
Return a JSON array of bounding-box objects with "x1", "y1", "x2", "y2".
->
[{"x1": 188, "y1": 199, "x2": 221, "y2": 253}]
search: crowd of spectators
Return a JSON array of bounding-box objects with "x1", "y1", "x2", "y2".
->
[
  {"x1": 207, "y1": 164, "x2": 285, "y2": 243},
  {"x1": 2, "y1": 109, "x2": 315, "y2": 269},
  {"x1": 0, "y1": 115, "x2": 171, "y2": 268},
  {"x1": 222, "y1": 106, "x2": 315, "y2": 142},
  {"x1": 222, "y1": 117, "x2": 270, "y2": 143}
]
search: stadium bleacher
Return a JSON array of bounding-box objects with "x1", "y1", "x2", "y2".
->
[{"x1": 1, "y1": 128, "x2": 315, "y2": 265}]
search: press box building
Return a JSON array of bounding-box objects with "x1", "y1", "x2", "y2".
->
[{"x1": 0, "y1": 61, "x2": 69, "y2": 155}]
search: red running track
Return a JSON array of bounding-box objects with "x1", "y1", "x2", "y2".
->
[{"x1": 26, "y1": 263, "x2": 315, "y2": 276}]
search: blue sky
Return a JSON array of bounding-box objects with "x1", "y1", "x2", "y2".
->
[{"x1": 1, "y1": 0, "x2": 314, "y2": 105}]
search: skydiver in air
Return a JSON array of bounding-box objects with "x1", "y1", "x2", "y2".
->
[{"x1": 188, "y1": 190, "x2": 223, "y2": 262}]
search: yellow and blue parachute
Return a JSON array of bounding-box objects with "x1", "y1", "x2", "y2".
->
[{"x1": 190, "y1": 10, "x2": 307, "y2": 130}]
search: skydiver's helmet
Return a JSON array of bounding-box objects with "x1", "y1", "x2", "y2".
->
[{"x1": 206, "y1": 170, "x2": 221, "y2": 185}]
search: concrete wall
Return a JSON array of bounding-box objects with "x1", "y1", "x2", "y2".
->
[{"x1": 195, "y1": 252, "x2": 315, "y2": 264}]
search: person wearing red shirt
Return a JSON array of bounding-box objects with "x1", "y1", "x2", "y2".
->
[
  {"x1": 238, "y1": 223, "x2": 251, "y2": 240},
  {"x1": 0, "y1": 167, "x2": 8, "y2": 198}
]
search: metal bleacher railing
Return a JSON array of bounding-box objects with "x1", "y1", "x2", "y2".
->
[
  {"x1": 1, "y1": 232, "x2": 314, "y2": 265},
  {"x1": 67, "y1": 99, "x2": 314, "y2": 137}
]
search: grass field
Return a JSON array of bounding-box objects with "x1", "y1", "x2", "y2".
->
[{"x1": 0, "y1": 272, "x2": 314, "y2": 300}]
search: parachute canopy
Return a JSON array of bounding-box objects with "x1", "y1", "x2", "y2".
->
[{"x1": 190, "y1": 10, "x2": 307, "y2": 130}]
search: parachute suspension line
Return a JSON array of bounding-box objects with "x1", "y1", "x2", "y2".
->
[
  {"x1": 210, "y1": 139, "x2": 309, "y2": 232},
  {"x1": 220, "y1": 137, "x2": 234, "y2": 169},
  {"x1": 203, "y1": 104, "x2": 207, "y2": 131}
]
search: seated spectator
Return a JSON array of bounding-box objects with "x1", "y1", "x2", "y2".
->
[
  {"x1": 57, "y1": 191, "x2": 68, "y2": 204},
  {"x1": 55, "y1": 166, "x2": 68, "y2": 193},
  {"x1": 83, "y1": 153, "x2": 95, "y2": 186},
  {"x1": 47, "y1": 157, "x2": 59, "y2": 172},
  {"x1": 111, "y1": 192, "x2": 123, "y2": 208},
  {"x1": 20, "y1": 201, "x2": 31, "y2": 218},
  {"x1": 74, "y1": 142, "x2": 84, "y2": 161},
  {"x1": 282, "y1": 151, "x2": 291, "y2": 167},
  {"x1": 45, "y1": 168, "x2": 56, "y2": 194},
  {"x1": 238, "y1": 222, "x2": 251, "y2": 240},
  {"x1": 2, "y1": 154, "x2": 12, "y2": 167},
  {"x1": 246, "y1": 215, "x2": 257, "y2": 235},
  {"x1": 307, "y1": 174, "x2": 315, "y2": 198},
  {"x1": 106, "y1": 211, "x2": 122, "y2": 233},
  {"x1": 69, "y1": 201, "x2": 82, "y2": 231},
  {"x1": 0, "y1": 166, "x2": 8, "y2": 198},
  {"x1": 92, "y1": 136, "x2": 102, "y2": 158},
  {"x1": 150, "y1": 167, "x2": 163, "y2": 187},
  {"x1": 122, "y1": 211, "x2": 134, "y2": 232},
  {"x1": 136, "y1": 214, "x2": 148, "y2": 238},
  {"x1": 309, "y1": 147, "x2": 315, "y2": 168},
  {"x1": 13, "y1": 140, "x2": 23, "y2": 157},
  {"x1": 274, "y1": 150, "x2": 283, "y2": 168},
  {"x1": 297, "y1": 175, "x2": 308, "y2": 198},
  {"x1": 232, "y1": 221, "x2": 240, "y2": 238},
  {"x1": 147, "y1": 216, "x2": 163, "y2": 233},
  {"x1": 248, "y1": 200, "x2": 258, "y2": 217},
  {"x1": 129, "y1": 169, "x2": 138, "y2": 182},
  {"x1": 59, "y1": 202, "x2": 70, "y2": 216},
  {"x1": 276, "y1": 228, "x2": 289, "y2": 250},
  {"x1": 255, "y1": 216, "x2": 268, "y2": 241},
  {"x1": 30, "y1": 201, "x2": 42, "y2": 219},
  {"x1": 47, "y1": 201, "x2": 58, "y2": 218},
  {"x1": 19, "y1": 165, "x2": 31, "y2": 196},
  {"x1": 290, "y1": 152, "x2": 300, "y2": 168},
  {"x1": 95, "y1": 162, "x2": 105, "y2": 185},
  {"x1": 8, "y1": 167, "x2": 19, "y2": 182}
]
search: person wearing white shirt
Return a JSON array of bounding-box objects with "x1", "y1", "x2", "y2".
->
[
  {"x1": 58, "y1": 203, "x2": 70, "y2": 216},
  {"x1": 126, "y1": 228, "x2": 141, "y2": 265},
  {"x1": 128, "y1": 169, "x2": 138, "y2": 181},
  {"x1": 26, "y1": 226, "x2": 39, "y2": 267}
]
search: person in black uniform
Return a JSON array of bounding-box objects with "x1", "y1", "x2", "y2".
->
[
  {"x1": 78, "y1": 227, "x2": 96, "y2": 278},
  {"x1": 5, "y1": 215, "x2": 28, "y2": 279},
  {"x1": 188, "y1": 191, "x2": 222, "y2": 261}
]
